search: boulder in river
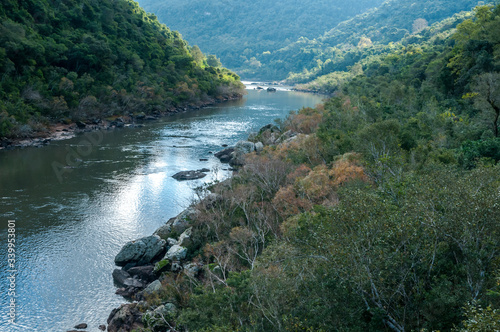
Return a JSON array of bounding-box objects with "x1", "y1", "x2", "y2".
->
[
  {"x1": 123, "y1": 278, "x2": 145, "y2": 288},
  {"x1": 214, "y1": 147, "x2": 234, "y2": 163},
  {"x1": 73, "y1": 323, "x2": 87, "y2": 329},
  {"x1": 114, "y1": 235, "x2": 166, "y2": 267},
  {"x1": 172, "y1": 170, "x2": 207, "y2": 180},
  {"x1": 115, "y1": 286, "x2": 140, "y2": 298},
  {"x1": 112, "y1": 269, "x2": 131, "y2": 286},
  {"x1": 127, "y1": 265, "x2": 156, "y2": 283}
]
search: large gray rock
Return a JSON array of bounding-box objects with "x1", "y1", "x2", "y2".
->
[
  {"x1": 177, "y1": 227, "x2": 192, "y2": 247},
  {"x1": 142, "y1": 279, "x2": 162, "y2": 297},
  {"x1": 255, "y1": 141, "x2": 264, "y2": 152},
  {"x1": 234, "y1": 140, "x2": 255, "y2": 154},
  {"x1": 172, "y1": 208, "x2": 199, "y2": 233},
  {"x1": 127, "y1": 265, "x2": 156, "y2": 283},
  {"x1": 165, "y1": 245, "x2": 187, "y2": 261},
  {"x1": 278, "y1": 130, "x2": 297, "y2": 143},
  {"x1": 153, "y1": 223, "x2": 172, "y2": 240},
  {"x1": 228, "y1": 140, "x2": 257, "y2": 167},
  {"x1": 123, "y1": 278, "x2": 145, "y2": 288},
  {"x1": 154, "y1": 208, "x2": 200, "y2": 239},
  {"x1": 172, "y1": 170, "x2": 207, "y2": 181},
  {"x1": 214, "y1": 148, "x2": 234, "y2": 163},
  {"x1": 115, "y1": 235, "x2": 166, "y2": 267},
  {"x1": 112, "y1": 269, "x2": 131, "y2": 286}
]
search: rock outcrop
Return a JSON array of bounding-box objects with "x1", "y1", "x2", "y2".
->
[
  {"x1": 154, "y1": 208, "x2": 200, "y2": 239},
  {"x1": 214, "y1": 147, "x2": 234, "y2": 163},
  {"x1": 107, "y1": 303, "x2": 143, "y2": 332},
  {"x1": 165, "y1": 245, "x2": 188, "y2": 261},
  {"x1": 114, "y1": 235, "x2": 166, "y2": 267}
]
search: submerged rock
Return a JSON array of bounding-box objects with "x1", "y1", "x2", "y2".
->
[
  {"x1": 172, "y1": 170, "x2": 207, "y2": 180},
  {"x1": 73, "y1": 323, "x2": 87, "y2": 329}
]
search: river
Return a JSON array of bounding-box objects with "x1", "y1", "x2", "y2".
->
[{"x1": 0, "y1": 86, "x2": 324, "y2": 331}]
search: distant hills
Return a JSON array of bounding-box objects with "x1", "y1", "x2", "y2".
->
[
  {"x1": 134, "y1": 0, "x2": 385, "y2": 79},
  {"x1": 136, "y1": 0, "x2": 497, "y2": 80}
]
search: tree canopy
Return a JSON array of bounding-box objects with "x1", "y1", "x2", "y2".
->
[{"x1": 0, "y1": 0, "x2": 244, "y2": 139}]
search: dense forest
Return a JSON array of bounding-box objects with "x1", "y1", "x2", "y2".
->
[
  {"x1": 134, "y1": 0, "x2": 385, "y2": 79},
  {"x1": 263, "y1": 0, "x2": 497, "y2": 81},
  {"x1": 137, "y1": 0, "x2": 497, "y2": 80},
  {"x1": 128, "y1": 4, "x2": 500, "y2": 332},
  {"x1": 0, "y1": 0, "x2": 244, "y2": 139}
]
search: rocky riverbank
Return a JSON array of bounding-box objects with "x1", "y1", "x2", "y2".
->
[
  {"x1": 105, "y1": 123, "x2": 299, "y2": 332},
  {"x1": 0, "y1": 95, "x2": 242, "y2": 151}
]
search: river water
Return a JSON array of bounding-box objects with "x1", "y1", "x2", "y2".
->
[{"x1": 0, "y1": 87, "x2": 324, "y2": 331}]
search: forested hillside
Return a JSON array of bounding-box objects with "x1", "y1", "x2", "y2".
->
[
  {"x1": 134, "y1": 0, "x2": 385, "y2": 79},
  {"x1": 127, "y1": 4, "x2": 500, "y2": 332},
  {"x1": 262, "y1": 0, "x2": 498, "y2": 81},
  {"x1": 0, "y1": 0, "x2": 244, "y2": 139},
  {"x1": 135, "y1": 0, "x2": 496, "y2": 80}
]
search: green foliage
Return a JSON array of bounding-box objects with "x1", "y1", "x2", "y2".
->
[
  {"x1": 456, "y1": 302, "x2": 500, "y2": 331},
  {"x1": 0, "y1": 0, "x2": 244, "y2": 138},
  {"x1": 459, "y1": 137, "x2": 500, "y2": 169},
  {"x1": 126, "y1": 4, "x2": 500, "y2": 332},
  {"x1": 177, "y1": 270, "x2": 253, "y2": 331},
  {"x1": 153, "y1": 259, "x2": 169, "y2": 273},
  {"x1": 282, "y1": 0, "x2": 495, "y2": 83},
  {"x1": 135, "y1": 0, "x2": 385, "y2": 79}
]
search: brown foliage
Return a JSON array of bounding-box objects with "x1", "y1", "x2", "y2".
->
[
  {"x1": 331, "y1": 153, "x2": 369, "y2": 187},
  {"x1": 285, "y1": 107, "x2": 324, "y2": 134}
]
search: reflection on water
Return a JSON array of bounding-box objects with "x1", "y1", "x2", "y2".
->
[{"x1": 0, "y1": 89, "x2": 324, "y2": 331}]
